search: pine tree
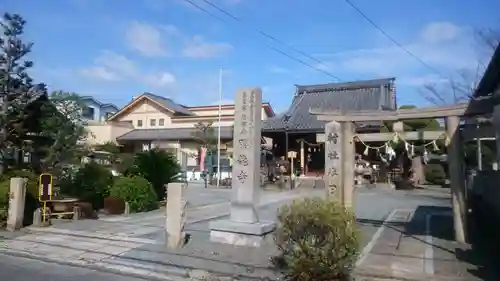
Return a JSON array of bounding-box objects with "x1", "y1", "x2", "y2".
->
[
  {"x1": 39, "y1": 90, "x2": 88, "y2": 173},
  {"x1": 0, "y1": 13, "x2": 46, "y2": 173}
]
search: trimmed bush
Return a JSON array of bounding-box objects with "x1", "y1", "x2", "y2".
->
[
  {"x1": 61, "y1": 162, "x2": 113, "y2": 210},
  {"x1": 110, "y1": 176, "x2": 157, "y2": 213},
  {"x1": 0, "y1": 180, "x2": 9, "y2": 207},
  {"x1": 425, "y1": 163, "x2": 446, "y2": 185},
  {"x1": 128, "y1": 149, "x2": 180, "y2": 201},
  {"x1": 103, "y1": 196, "x2": 126, "y2": 215},
  {"x1": 273, "y1": 198, "x2": 360, "y2": 281},
  {"x1": 0, "y1": 180, "x2": 9, "y2": 227}
]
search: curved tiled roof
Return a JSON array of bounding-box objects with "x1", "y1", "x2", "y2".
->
[
  {"x1": 142, "y1": 93, "x2": 195, "y2": 116},
  {"x1": 117, "y1": 127, "x2": 234, "y2": 141},
  {"x1": 262, "y1": 78, "x2": 396, "y2": 132}
]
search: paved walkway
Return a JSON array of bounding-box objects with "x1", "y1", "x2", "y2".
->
[{"x1": 354, "y1": 205, "x2": 499, "y2": 281}]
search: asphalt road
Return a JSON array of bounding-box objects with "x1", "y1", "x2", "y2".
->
[{"x1": 0, "y1": 254, "x2": 149, "y2": 281}]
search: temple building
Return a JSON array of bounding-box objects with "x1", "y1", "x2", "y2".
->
[{"x1": 262, "y1": 78, "x2": 397, "y2": 176}]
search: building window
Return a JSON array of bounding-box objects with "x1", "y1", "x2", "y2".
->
[
  {"x1": 159, "y1": 118, "x2": 165, "y2": 126},
  {"x1": 82, "y1": 106, "x2": 95, "y2": 120},
  {"x1": 137, "y1": 120, "x2": 143, "y2": 127},
  {"x1": 150, "y1": 119, "x2": 156, "y2": 126}
]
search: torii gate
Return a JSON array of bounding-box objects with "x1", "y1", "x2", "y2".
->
[{"x1": 311, "y1": 99, "x2": 495, "y2": 244}]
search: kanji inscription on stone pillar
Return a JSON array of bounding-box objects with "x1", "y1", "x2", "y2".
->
[
  {"x1": 324, "y1": 121, "x2": 343, "y2": 199},
  {"x1": 229, "y1": 88, "x2": 262, "y2": 223}
]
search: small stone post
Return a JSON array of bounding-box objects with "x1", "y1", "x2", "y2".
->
[
  {"x1": 6, "y1": 177, "x2": 27, "y2": 231},
  {"x1": 324, "y1": 121, "x2": 343, "y2": 200},
  {"x1": 33, "y1": 208, "x2": 42, "y2": 226},
  {"x1": 166, "y1": 182, "x2": 187, "y2": 249},
  {"x1": 73, "y1": 206, "x2": 81, "y2": 220},
  {"x1": 124, "y1": 202, "x2": 130, "y2": 216}
]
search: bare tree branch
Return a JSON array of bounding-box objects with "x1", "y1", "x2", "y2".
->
[
  {"x1": 422, "y1": 25, "x2": 499, "y2": 105},
  {"x1": 476, "y1": 27, "x2": 500, "y2": 52}
]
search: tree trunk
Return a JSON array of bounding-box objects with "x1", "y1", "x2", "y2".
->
[{"x1": 411, "y1": 156, "x2": 425, "y2": 185}]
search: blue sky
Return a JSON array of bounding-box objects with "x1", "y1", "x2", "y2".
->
[{"x1": 3, "y1": 0, "x2": 499, "y2": 113}]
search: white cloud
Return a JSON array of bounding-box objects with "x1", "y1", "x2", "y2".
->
[
  {"x1": 125, "y1": 21, "x2": 168, "y2": 57},
  {"x1": 317, "y1": 22, "x2": 485, "y2": 87},
  {"x1": 79, "y1": 66, "x2": 120, "y2": 81},
  {"x1": 124, "y1": 21, "x2": 232, "y2": 59},
  {"x1": 419, "y1": 22, "x2": 462, "y2": 44},
  {"x1": 182, "y1": 36, "x2": 233, "y2": 59},
  {"x1": 143, "y1": 72, "x2": 176, "y2": 88},
  {"x1": 79, "y1": 51, "x2": 176, "y2": 88},
  {"x1": 161, "y1": 24, "x2": 180, "y2": 36},
  {"x1": 94, "y1": 50, "x2": 137, "y2": 76}
]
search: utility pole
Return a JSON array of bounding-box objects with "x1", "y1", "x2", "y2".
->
[{"x1": 216, "y1": 68, "x2": 223, "y2": 188}]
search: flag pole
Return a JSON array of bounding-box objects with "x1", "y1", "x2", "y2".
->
[{"x1": 217, "y1": 68, "x2": 223, "y2": 188}]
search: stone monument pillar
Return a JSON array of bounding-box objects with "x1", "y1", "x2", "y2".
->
[{"x1": 209, "y1": 88, "x2": 276, "y2": 247}]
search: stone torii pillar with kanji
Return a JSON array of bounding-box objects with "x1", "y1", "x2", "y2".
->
[
  {"x1": 311, "y1": 102, "x2": 497, "y2": 244},
  {"x1": 324, "y1": 121, "x2": 355, "y2": 207}
]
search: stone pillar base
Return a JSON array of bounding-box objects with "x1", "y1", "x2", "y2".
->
[{"x1": 209, "y1": 220, "x2": 276, "y2": 247}]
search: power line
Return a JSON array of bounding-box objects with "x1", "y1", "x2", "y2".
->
[
  {"x1": 198, "y1": 0, "x2": 332, "y2": 71},
  {"x1": 343, "y1": 0, "x2": 448, "y2": 81},
  {"x1": 181, "y1": 0, "x2": 342, "y2": 81}
]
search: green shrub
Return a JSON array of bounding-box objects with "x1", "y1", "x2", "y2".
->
[
  {"x1": 425, "y1": 163, "x2": 446, "y2": 185},
  {"x1": 0, "y1": 180, "x2": 9, "y2": 226},
  {"x1": 273, "y1": 198, "x2": 360, "y2": 281},
  {"x1": 61, "y1": 162, "x2": 113, "y2": 210},
  {"x1": 128, "y1": 149, "x2": 180, "y2": 201},
  {"x1": 110, "y1": 176, "x2": 157, "y2": 213},
  {"x1": 0, "y1": 180, "x2": 9, "y2": 207}
]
